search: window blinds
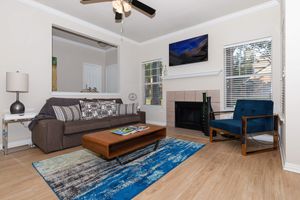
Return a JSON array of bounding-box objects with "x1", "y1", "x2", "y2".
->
[{"x1": 224, "y1": 39, "x2": 272, "y2": 109}]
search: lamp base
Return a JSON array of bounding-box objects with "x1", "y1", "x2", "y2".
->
[{"x1": 10, "y1": 100, "x2": 25, "y2": 114}]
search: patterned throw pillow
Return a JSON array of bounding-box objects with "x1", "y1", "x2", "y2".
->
[
  {"x1": 79, "y1": 100, "x2": 102, "y2": 120},
  {"x1": 98, "y1": 101, "x2": 117, "y2": 117},
  {"x1": 52, "y1": 104, "x2": 81, "y2": 122},
  {"x1": 117, "y1": 103, "x2": 138, "y2": 115}
]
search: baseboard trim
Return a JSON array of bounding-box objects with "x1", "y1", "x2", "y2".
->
[
  {"x1": 146, "y1": 121, "x2": 167, "y2": 126},
  {"x1": 279, "y1": 137, "x2": 286, "y2": 169},
  {"x1": 0, "y1": 139, "x2": 32, "y2": 150},
  {"x1": 279, "y1": 136, "x2": 300, "y2": 174},
  {"x1": 284, "y1": 162, "x2": 300, "y2": 174}
]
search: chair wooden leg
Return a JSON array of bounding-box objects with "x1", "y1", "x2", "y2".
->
[
  {"x1": 209, "y1": 128, "x2": 214, "y2": 143},
  {"x1": 273, "y1": 115, "x2": 279, "y2": 150},
  {"x1": 242, "y1": 144, "x2": 247, "y2": 156},
  {"x1": 273, "y1": 130, "x2": 278, "y2": 150},
  {"x1": 241, "y1": 117, "x2": 248, "y2": 156}
]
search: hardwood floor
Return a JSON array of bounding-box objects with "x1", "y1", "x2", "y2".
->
[{"x1": 0, "y1": 127, "x2": 300, "y2": 200}]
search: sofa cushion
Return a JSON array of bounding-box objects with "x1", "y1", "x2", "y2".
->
[
  {"x1": 117, "y1": 103, "x2": 138, "y2": 115},
  {"x1": 210, "y1": 119, "x2": 274, "y2": 135},
  {"x1": 64, "y1": 118, "x2": 111, "y2": 135},
  {"x1": 233, "y1": 100, "x2": 273, "y2": 120},
  {"x1": 109, "y1": 114, "x2": 141, "y2": 127},
  {"x1": 52, "y1": 104, "x2": 81, "y2": 122},
  {"x1": 80, "y1": 100, "x2": 103, "y2": 120},
  {"x1": 39, "y1": 98, "x2": 84, "y2": 118},
  {"x1": 39, "y1": 97, "x2": 123, "y2": 118},
  {"x1": 99, "y1": 101, "x2": 118, "y2": 117}
]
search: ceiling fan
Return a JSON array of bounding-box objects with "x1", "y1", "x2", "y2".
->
[{"x1": 80, "y1": 0, "x2": 156, "y2": 21}]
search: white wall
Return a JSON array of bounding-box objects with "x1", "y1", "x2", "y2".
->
[
  {"x1": 105, "y1": 49, "x2": 119, "y2": 93},
  {"x1": 53, "y1": 37, "x2": 106, "y2": 92},
  {"x1": 284, "y1": 0, "x2": 300, "y2": 173},
  {"x1": 106, "y1": 64, "x2": 119, "y2": 93},
  {"x1": 139, "y1": 3, "x2": 281, "y2": 125},
  {"x1": 0, "y1": 0, "x2": 140, "y2": 146},
  {"x1": 105, "y1": 49, "x2": 118, "y2": 66}
]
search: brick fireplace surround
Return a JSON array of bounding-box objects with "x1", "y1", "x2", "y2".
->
[{"x1": 166, "y1": 90, "x2": 220, "y2": 127}]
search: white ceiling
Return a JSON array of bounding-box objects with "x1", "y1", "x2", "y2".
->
[{"x1": 34, "y1": 0, "x2": 273, "y2": 42}]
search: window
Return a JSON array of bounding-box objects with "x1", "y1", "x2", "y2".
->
[
  {"x1": 143, "y1": 60, "x2": 163, "y2": 105},
  {"x1": 224, "y1": 38, "x2": 272, "y2": 109}
]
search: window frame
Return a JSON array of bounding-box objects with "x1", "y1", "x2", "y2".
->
[
  {"x1": 224, "y1": 37, "x2": 273, "y2": 110},
  {"x1": 142, "y1": 59, "x2": 163, "y2": 106}
]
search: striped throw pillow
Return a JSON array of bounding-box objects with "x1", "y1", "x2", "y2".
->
[
  {"x1": 117, "y1": 103, "x2": 138, "y2": 115},
  {"x1": 52, "y1": 104, "x2": 81, "y2": 122}
]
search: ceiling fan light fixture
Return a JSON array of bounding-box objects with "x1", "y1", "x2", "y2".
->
[
  {"x1": 115, "y1": 12, "x2": 123, "y2": 20},
  {"x1": 112, "y1": 0, "x2": 131, "y2": 14},
  {"x1": 80, "y1": 0, "x2": 156, "y2": 22}
]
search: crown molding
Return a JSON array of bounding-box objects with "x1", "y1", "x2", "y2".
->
[
  {"x1": 141, "y1": 0, "x2": 279, "y2": 45},
  {"x1": 17, "y1": 0, "x2": 140, "y2": 46},
  {"x1": 105, "y1": 47, "x2": 118, "y2": 53}
]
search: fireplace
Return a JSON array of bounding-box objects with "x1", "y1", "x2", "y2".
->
[
  {"x1": 175, "y1": 102, "x2": 204, "y2": 131},
  {"x1": 167, "y1": 91, "x2": 219, "y2": 135}
]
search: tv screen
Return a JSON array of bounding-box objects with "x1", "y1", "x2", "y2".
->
[{"x1": 169, "y1": 34, "x2": 208, "y2": 66}]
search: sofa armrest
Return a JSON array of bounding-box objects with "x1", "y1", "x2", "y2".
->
[
  {"x1": 32, "y1": 119, "x2": 64, "y2": 153},
  {"x1": 241, "y1": 114, "x2": 279, "y2": 133},
  {"x1": 138, "y1": 111, "x2": 146, "y2": 124}
]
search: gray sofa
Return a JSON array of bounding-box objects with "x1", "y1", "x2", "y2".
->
[{"x1": 31, "y1": 97, "x2": 145, "y2": 153}]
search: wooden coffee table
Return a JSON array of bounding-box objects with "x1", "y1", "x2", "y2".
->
[{"x1": 82, "y1": 124, "x2": 166, "y2": 165}]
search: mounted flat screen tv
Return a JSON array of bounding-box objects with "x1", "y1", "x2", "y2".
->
[{"x1": 169, "y1": 34, "x2": 208, "y2": 66}]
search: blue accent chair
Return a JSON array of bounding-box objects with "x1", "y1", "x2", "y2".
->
[{"x1": 209, "y1": 100, "x2": 279, "y2": 156}]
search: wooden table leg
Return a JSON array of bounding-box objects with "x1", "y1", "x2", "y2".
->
[
  {"x1": 115, "y1": 140, "x2": 161, "y2": 165},
  {"x1": 116, "y1": 157, "x2": 123, "y2": 165},
  {"x1": 153, "y1": 140, "x2": 160, "y2": 151}
]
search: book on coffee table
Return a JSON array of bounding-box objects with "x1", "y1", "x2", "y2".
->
[{"x1": 111, "y1": 125, "x2": 149, "y2": 136}]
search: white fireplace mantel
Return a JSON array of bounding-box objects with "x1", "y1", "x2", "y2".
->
[{"x1": 162, "y1": 69, "x2": 223, "y2": 80}]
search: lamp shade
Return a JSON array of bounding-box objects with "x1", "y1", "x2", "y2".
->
[{"x1": 6, "y1": 72, "x2": 29, "y2": 92}]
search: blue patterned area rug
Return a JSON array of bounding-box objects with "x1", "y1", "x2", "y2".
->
[{"x1": 33, "y1": 138, "x2": 205, "y2": 200}]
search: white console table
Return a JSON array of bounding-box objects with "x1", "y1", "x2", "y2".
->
[{"x1": 2, "y1": 112, "x2": 37, "y2": 155}]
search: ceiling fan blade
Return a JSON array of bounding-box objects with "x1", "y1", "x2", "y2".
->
[
  {"x1": 115, "y1": 12, "x2": 123, "y2": 21},
  {"x1": 80, "y1": 0, "x2": 111, "y2": 5},
  {"x1": 130, "y1": 0, "x2": 156, "y2": 16}
]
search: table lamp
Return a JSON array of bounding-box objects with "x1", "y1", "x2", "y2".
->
[{"x1": 6, "y1": 71, "x2": 29, "y2": 114}]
